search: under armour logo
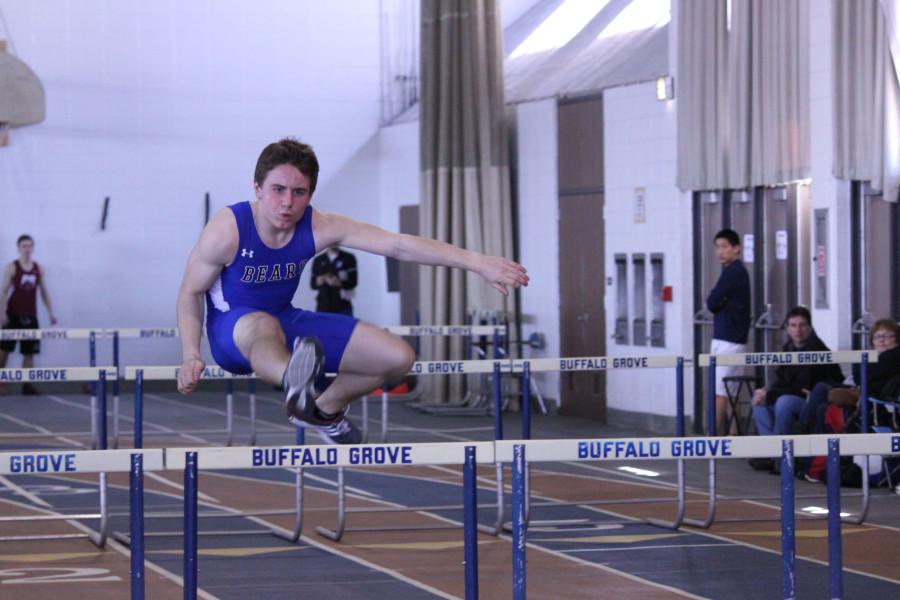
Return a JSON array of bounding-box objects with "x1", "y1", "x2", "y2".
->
[{"x1": 241, "y1": 249, "x2": 254, "y2": 258}]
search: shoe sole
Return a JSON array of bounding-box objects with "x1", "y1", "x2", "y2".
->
[{"x1": 284, "y1": 338, "x2": 323, "y2": 421}]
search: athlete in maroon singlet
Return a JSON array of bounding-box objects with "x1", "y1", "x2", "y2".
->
[{"x1": 0, "y1": 235, "x2": 58, "y2": 395}]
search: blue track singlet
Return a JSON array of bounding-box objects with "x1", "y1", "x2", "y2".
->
[{"x1": 205, "y1": 201, "x2": 357, "y2": 375}]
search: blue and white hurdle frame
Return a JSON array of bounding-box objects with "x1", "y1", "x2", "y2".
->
[
  {"x1": 0, "y1": 326, "x2": 180, "y2": 449},
  {"x1": 169, "y1": 441, "x2": 492, "y2": 600},
  {"x1": 498, "y1": 433, "x2": 900, "y2": 600},
  {"x1": 0, "y1": 445, "x2": 162, "y2": 585},
  {"x1": 122, "y1": 365, "x2": 257, "y2": 448},
  {"x1": 694, "y1": 350, "x2": 876, "y2": 529},
  {"x1": 0, "y1": 365, "x2": 115, "y2": 451},
  {"x1": 360, "y1": 324, "x2": 507, "y2": 442},
  {"x1": 86, "y1": 324, "x2": 500, "y2": 446},
  {"x1": 319, "y1": 354, "x2": 688, "y2": 540}
]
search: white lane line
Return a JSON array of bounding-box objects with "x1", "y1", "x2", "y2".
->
[
  {"x1": 46, "y1": 394, "x2": 209, "y2": 444},
  {"x1": 558, "y1": 542, "x2": 736, "y2": 553},
  {"x1": 0, "y1": 411, "x2": 82, "y2": 448},
  {"x1": 0, "y1": 475, "x2": 52, "y2": 507},
  {"x1": 0, "y1": 494, "x2": 220, "y2": 600}
]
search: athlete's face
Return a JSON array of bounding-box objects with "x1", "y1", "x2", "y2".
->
[
  {"x1": 17, "y1": 239, "x2": 33, "y2": 262},
  {"x1": 254, "y1": 164, "x2": 313, "y2": 230}
]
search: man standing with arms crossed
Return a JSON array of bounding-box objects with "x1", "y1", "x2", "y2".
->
[
  {"x1": 175, "y1": 138, "x2": 528, "y2": 444},
  {"x1": 0, "y1": 234, "x2": 59, "y2": 395},
  {"x1": 706, "y1": 229, "x2": 751, "y2": 435}
]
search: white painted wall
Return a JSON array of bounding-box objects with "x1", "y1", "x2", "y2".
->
[
  {"x1": 515, "y1": 99, "x2": 560, "y2": 404},
  {"x1": 603, "y1": 81, "x2": 692, "y2": 421},
  {"x1": 808, "y1": 0, "x2": 853, "y2": 351},
  {"x1": 0, "y1": 0, "x2": 382, "y2": 367}
]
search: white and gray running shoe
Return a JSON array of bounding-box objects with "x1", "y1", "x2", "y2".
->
[
  {"x1": 314, "y1": 413, "x2": 363, "y2": 445},
  {"x1": 283, "y1": 337, "x2": 329, "y2": 426}
]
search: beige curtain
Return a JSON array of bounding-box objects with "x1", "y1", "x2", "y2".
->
[
  {"x1": 833, "y1": 0, "x2": 900, "y2": 202},
  {"x1": 420, "y1": 0, "x2": 515, "y2": 402},
  {"x1": 677, "y1": 0, "x2": 810, "y2": 191},
  {"x1": 676, "y1": 0, "x2": 729, "y2": 191}
]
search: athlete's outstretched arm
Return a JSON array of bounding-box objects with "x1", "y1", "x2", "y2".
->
[
  {"x1": 312, "y1": 210, "x2": 528, "y2": 296},
  {"x1": 176, "y1": 209, "x2": 238, "y2": 393}
]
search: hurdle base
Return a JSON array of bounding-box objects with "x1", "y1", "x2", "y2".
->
[
  {"x1": 646, "y1": 518, "x2": 680, "y2": 530},
  {"x1": 681, "y1": 517, "x2": 712, "y2": 528},
  {"x1": 477, "y1": 523, "x2": 502, "y2": 536},
  {"x1": 271, "y1": 528, "x2": 302, "y2": 544},
  {"x1": 315, "y1": 526, "x2": 342, "y2": 541},
  {"x1": 112, "y1": 531, "x2": 131, "y2": 546},
  {"x1": 87, "y1": 529, "x2": 107, "y2": 548}
]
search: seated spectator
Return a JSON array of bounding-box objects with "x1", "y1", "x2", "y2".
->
[
  {"x1": 801, "y1": 318, "x2": 900, "y2": 437},
  {"x1": 748, "y1": 306, "x2": 843, "y2": 472}
]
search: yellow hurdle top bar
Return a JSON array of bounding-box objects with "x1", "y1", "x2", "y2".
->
[
  {"x1": 697, "y1": 350, "x2": 875, "y2": 367},
  {"x1": 0, "y1": 366, "x2": 116, "y2": 383}
]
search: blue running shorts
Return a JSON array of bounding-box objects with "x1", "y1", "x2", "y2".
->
[{"x1": 207, "y1": 306, "x2": 358, "y2": 376}]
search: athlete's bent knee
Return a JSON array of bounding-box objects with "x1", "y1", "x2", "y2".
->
[{"x1": 388, "y1": 341, "x2": 416, "y2": 376}]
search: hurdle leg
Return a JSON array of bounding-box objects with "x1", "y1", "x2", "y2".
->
[
  {"x1": 648, "y1": 358, "x2": 687, "y2": 530},
  {"x1": 90, "y1": 395, "x2": 98, "y2": 449},
  {"x1": 381, "y1": 389, "x2": 389, "y2": 443},
  {"x1": 463, "y1": 446, "x2": 479, "y2": 600},
  {"x1": 361, "y1": 396, "x2": 369, "y2": 442},
  {"x1": 248, "y1": 379, "x2": 257, "y2": 446},
  {"x1": 130, "y1": 454, "x2": 145, "y2": 600},
  {"x1": 781, "y1": 440, "x2": 796, "y2": 600},
  {"x1": 272, "y1": 468, "x2": 304, "y2": 543},
  {"x1": 827, "y1": 439, "x2": 843, "y2": 600},
  {"x1": 112, "y1": 396, "x2": 120, "y2": 449},
  {"x1": 113, "y1": 331, "x2": 120, "y2": 450},
  {"x1": 184, "y1": 452, "x2": 199, "y2": 600},
  {"x1": 479, "y1": 463, "x2": 505, "y2": 536},
  {"x1": 682, "y1": 459, "x2": 717, "y2": 528},
  {"x1": 87, "y1": 472, "x2": 108, "y2": 548},
  {"x1": 512, "y1": 445, "x2": 526, "y2": 600},
  {"x1": 647, "y1": 459, "x2": 686, "y2": 530},
  {"x1": 225, "y1": 381, "x2": 234, "y2": 447},
  {"x1": 315, "y1": 467, "x2": 346, "y2": 541}
]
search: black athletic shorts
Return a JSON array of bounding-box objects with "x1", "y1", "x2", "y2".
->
[{"x1": 0, "y1": 314, "x2": 41, "y2": 355}]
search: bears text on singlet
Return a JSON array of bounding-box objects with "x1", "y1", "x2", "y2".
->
[{"x1": 238, "y1": 260, "x2": 308, "y2": 284}]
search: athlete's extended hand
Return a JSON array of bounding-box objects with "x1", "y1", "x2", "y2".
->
[
  {"x1": 178, "y1": 357, "x2": 206, "y2": 395},
  {"x1": 478, "y1": 255, "x2": 529, "y2": 296}
]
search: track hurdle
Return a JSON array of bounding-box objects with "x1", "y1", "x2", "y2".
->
[
  {"x1": 507, "y1": 355, "x2": 689, "y2": 530},
  {"x1": 499, "y1": 432, "x2": 900, "y2": 600},
  {"x1": 171, "y1": 441, "x2": 491, "y2": 600},
  {"x1": 0, "y1": 366, "x2": 114, "y2": 449},
  {"x1": 694, "y1": 350, "x2": 876, "y2": 529},
  {"x1": 319, "y1": 358, "x2": 513, "y2": 541},
  {"x1": 361, "y1": 324, "x2": 507, "y2": 442},
  {"x1": 0, "y1": 446, "x2": 161, "y2": 568},
  {"x1": 123, "y1": 366, "x2": 257, "y2": 448},
  {"x1": 321, "y1": 355, "x2": 690, "y2": 540}
]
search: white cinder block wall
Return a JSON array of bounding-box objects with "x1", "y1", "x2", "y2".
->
[
  {"x1": 602, "y1": 82, "x2": 692, "y2": 425},
  {"x1": 808, "y1": 0, "x2": 853, "y2": 351},
  {"x1": 515, "y1": 99, "x2": 561, "y2": 404},
  {"x1": 0, "y1": 1, "x2": 383, "y2": 367}
]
